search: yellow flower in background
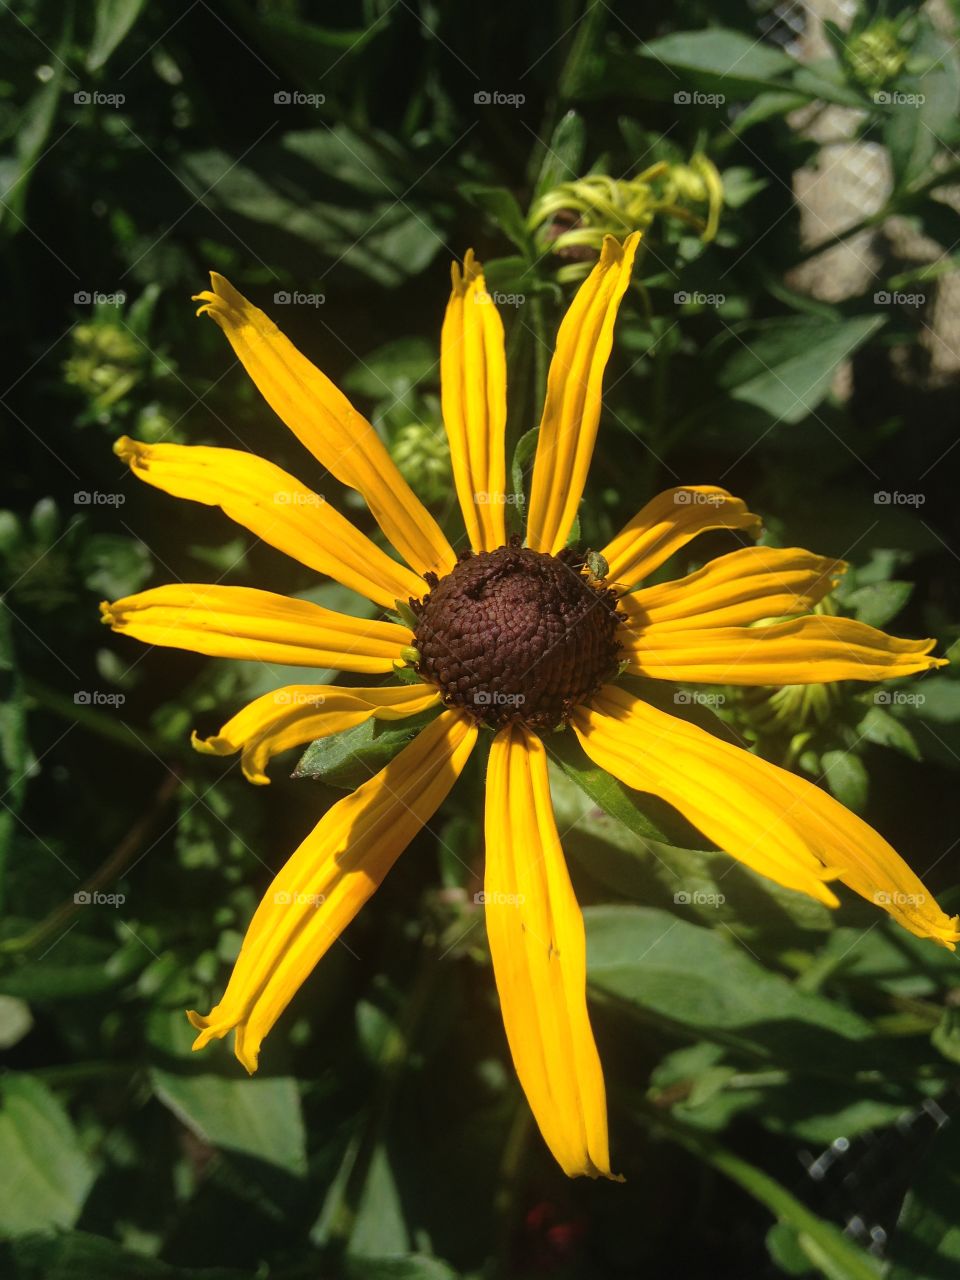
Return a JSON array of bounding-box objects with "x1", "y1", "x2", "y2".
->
[
  {"x1": 103, "y1": 233, "x2": 955, "y2": 1181},
  {"x1": 529, "y1": 154, "x2": 724, "y2": 279}
]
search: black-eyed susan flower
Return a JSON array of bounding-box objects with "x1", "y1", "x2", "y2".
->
[{"x1": 102, "y1": 233, "x2": 956, "y2": 1180}]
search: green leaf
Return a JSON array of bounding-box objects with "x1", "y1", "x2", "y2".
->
[
  {"x1": 86, "y1": 0, "x2": 148, "y2": 71},
  {"x1": 293, "y1": 708, "x2": 440, "y2": 788},
  {"x1": 890, "y1": 1111, "x2": 960, "y2": 1277},
  {"x1": 820, "y1": 750, "x2": 869, "y2": 812},
  {"x1": 459, "y1": 184, "x2": 531, "y2": 254},
  {"x1": 343, "y1": 338, "x2": 438, "y2": 399},
  {"x1": 344, "y1": 1258, "x2": 461, "y2": 1280},
  {"x1": 643, "y1": 1115, "x2": 883, "y2": 1280},
  {"x1": 645, "y1": 28, "x2": 794, "y2": 83},
  {"x1": 0, "y1": 52, "x2": 64, "y2": 228},
  {"x1": 532, "y1": 110, "x2": 586, "y2": 200},
  {"x1": 885, "y1": 25, "x2": 960, "y2": 193},
  {"x1": 151, "y1": 1069, "x2": 307, "y2": 1175},
  {"x1": 79, "y1": 533, "x2": 152, "y2": 599},
  {"x1": 9, "y1": 1230, "x2": 253, "y2": 1278},
  {"x1": 717, "y1": 316, "x2": 884, "y2": 424},
  {"x1": 856, "y1": 705, "x2": 921, "y2": 762},
  {"x1": 548, "y1": 760, "x2": 832, "y2": 933},
  {"x1": 0, "y1": 605, "x2": 29, "y2": 909},
  {"x1": 586, "y1": 905, "x2": 874, "y2": 1071},
  {"x1": 843, "y1": 581, "x2": 913, "y2": 627},
  {"x1": 0, "y1": 1076, "x2": 94, "y2": 1237},
  {"x1": 548, "y1": 730, "x2": 704, "y2": 848}
]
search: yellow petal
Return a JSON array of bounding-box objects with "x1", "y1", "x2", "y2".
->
[
  {"x1": 441, "y1": 250, "x2": 508, "y2": 551},
  {"x1": 602, "y1": 486, "x2": 762, "y2": 591},
  {"x1": 102, "y1": 584, "x2": 411, "y2": 673},
  {"x1": 620, "y1": 614, "x2": 946, "y2": 685},
  {"x1": 192, "y1": 682, "x2": 442, "y2": 784},
  {"x1": 526, "y1": 233, "x2": 641, "y2": 555},
  {"x1": 574, "y1": 686, "x2": 958, "y2": 947},
  {"x1": 188, "y1": 709, "x2": 477, "y2": 1070},
  {"x1": 485, "y1": 724, "x2": 617, "y2": 1179},
  {"x1": 115, "y1": 436, "x2": 425, "y2": 610},
  {"x1": 620, "y1": 546, "x2": 844, "y2": 632},
  {"x1": 193, "y1": 273, "x2": 455, "y2": 578}
]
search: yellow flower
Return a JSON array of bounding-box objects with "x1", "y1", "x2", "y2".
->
[{"x1": 103, "y1": 234, "x2": 955, "y2": 1181}]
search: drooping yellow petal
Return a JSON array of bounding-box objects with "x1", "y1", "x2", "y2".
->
[
  {"x1": 620, "y1": 614, "x2": 945, "y2": 685},
  {"x1": 115, "y1": 437, "x2": 426, "y2": 610},
  {"x1": 620, "y1": 546, "x2": 844, "y2": 632},
  {"x1": 574, "y1": 686, "x2": 958, "y2": 947},
  {"x1": 192, "y1": 682, "x2": 442, "y2": 784},
  {"x1": 101, "y1": 584, "x2": 411, "y2": 673},
  {"x1": 188, "y1": 709, "x2": 477, "y2": 1070},
  {"x1": 440, "y1": 250, "x2": 508, "y2": 551},
  {"x1": 526, "y1": 232, "x2": 641, "y2": 555},
  {"x1": 602, "y1": 486, "x2": 762, "y2": 591},
  {"x1": 485, "y1": 724, "x2": 617, "y2": 1180},
  {"x1": 193, "y1": 273, "x2": 455, "y2": 578}
]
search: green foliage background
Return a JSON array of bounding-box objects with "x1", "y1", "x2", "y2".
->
[{"x1": 1, "y1": 2, "x2": 960, "y2": 1277}]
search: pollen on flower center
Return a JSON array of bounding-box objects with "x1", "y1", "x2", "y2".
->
[{"x1": 410, "y1": 541, "x2": 622, "y2": 729}]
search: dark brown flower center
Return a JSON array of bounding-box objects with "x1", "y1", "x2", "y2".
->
[{"x1": 410, "y1": 542, "x2": 622, "y2": 729}]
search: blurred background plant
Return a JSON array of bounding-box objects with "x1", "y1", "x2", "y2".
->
[{"x1": 1, "y1": 1, "x2": 960, "y2": 1278}]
